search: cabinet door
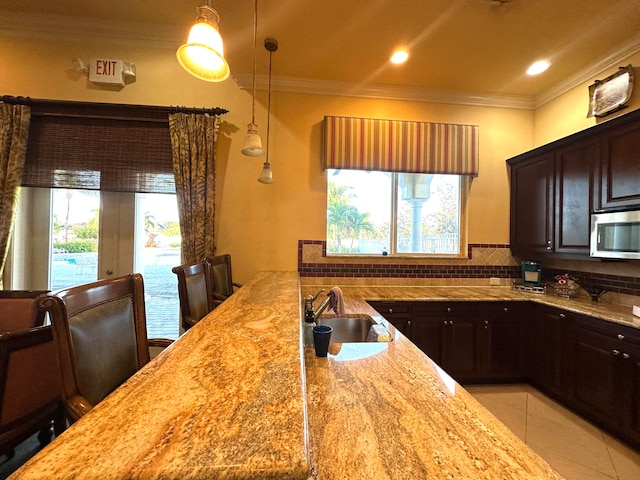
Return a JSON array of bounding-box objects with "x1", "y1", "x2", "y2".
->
[
  {"x1": 601, "y1": 121, "x2": 640, "y2": 210},
  {"x1": 412, "y1": 303, "x2": 447, "y2": 365},
  {"x1": 569, "y1": 325, "x2": 620, "y2": 428},
  {"x1": 483, "y1": 303, "x2": 523, "y2": 381},
  {"x1": 530, "y1": 306, "x2": 568, "y2": 399},
  {"x1": 510, "y1": 152, "x2": 554, "y2": 254},
  {"x1": 621, "y1": 341, "x2": 640, "y2": 447},
  {"x1": 554, "y1": 138, "x2": 600, "y2": 255},
  {"x1": 367, "y1": 301, "x2": 412, "y2": 337},
  {"x1": 444, "y1": 304, "x2": 482, "y2": 382}
]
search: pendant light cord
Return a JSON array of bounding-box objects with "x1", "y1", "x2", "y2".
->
[
  {"x1": 265, "y1": 46, "x2": 273, "y2": 163},
  {"x1": 250, "y1": 0, "x2": 258, "y2": 124}
]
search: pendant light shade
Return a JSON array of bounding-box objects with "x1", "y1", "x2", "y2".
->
[
  {"x1": 258, "y1": 161, "x2": 273, "y2": 184},
  {"x1": 241, "y1": 0, "x2": 265, "y2": 157},
  {"x1": 177, "y1": 4, "x2": 230, "y2": 82},
  {"x1": 258, "y1": 38, "x2": 278, "y2": 184},
  {"x1": 241, "y1": 123, "x2": 264, "y2": 156}
]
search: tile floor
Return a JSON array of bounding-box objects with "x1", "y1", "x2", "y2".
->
[{"x1": 466, "y1": 384, "x2": 640, "y2": 480}]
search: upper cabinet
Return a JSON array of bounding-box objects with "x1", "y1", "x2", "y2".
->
[
  {"x1": 508, "y1": 109, "x2": 640, "y2": 258},
  {"x1": 601, "y1": 120, "x2": 640, "y2": 210}
]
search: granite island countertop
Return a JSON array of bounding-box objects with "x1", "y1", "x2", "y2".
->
[
  {"x1": 302, "y1": 285, "x2": 566, "y2": 479},
  {"x1": 12, "y1": 275, "x2": 606, "y2": 479},
  {"x1": 11, "y1": 272, "x2": 310, "y2": 480}
]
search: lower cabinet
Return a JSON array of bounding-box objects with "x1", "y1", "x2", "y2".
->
[
  {"x1": 366, "y1": 301, "x2": 412, "y2": 337},
  {"x1": 412, "y1": 302, "x2": 482, "y2": 382},
  {"x1": 482, "y1": 302, "x2": 525, "y2": 382},
  {"x1": 528, "y1": 305, "x2": 569, "y2": 399},
  {"x1": 568, "y1": 315, "x2": 640, "y2": 448},
  {"x1": 368, "y1": 298, "x2": 640, "y2": 450},
  {"x1": 371, "y1": 301, "x2": 523, "y2": 384}
]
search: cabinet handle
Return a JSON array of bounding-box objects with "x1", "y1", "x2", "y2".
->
[
  {"x1": 617, "y1": 334, "x2": 625, "y2": 340},
  {"x1": 503, "y1": 307, "x2": 508, "y2": 312},
  {"x1": 388, "y1": 308, "x2": 393, "y2": 314},
  {"x1": 484, "y1": 320, "x2": 489, "y2": 325},
  {"x1": 407, "y1": 320, "x2": 411, "y2": 326},
  {"x1": 447, "y1": 307, "x2": 451, "y2": 313},
  {"x1": 623, "y1": 353, "x2": 630, "y2": 360},
  {"x1": 559, "y1": 313, "x2": 566, "y2": 319},
  {"x1": 613, "y1": 349, "x2": 621, "y2": 356}
]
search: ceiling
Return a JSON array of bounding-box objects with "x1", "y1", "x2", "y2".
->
[{"x1": 2, "y1": 0, "x2": 640, "y2": 107}]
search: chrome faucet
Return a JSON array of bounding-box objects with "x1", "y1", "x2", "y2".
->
[
  {"x1": 303, "y1": 289, "x2": 326, "y2": 323},
  {"x1": 303, "y1": 287, "x2": 343, "y2": 322}
]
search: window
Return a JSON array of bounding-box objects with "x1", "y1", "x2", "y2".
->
[{"x1": 327, "y1": 169, "x2": 464, "y2": 256}]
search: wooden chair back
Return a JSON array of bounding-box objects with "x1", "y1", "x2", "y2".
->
[
  {"x1": 0, "y1": 290, "x2": 49, "y2": 333},
  {"x1": 171, "y1": 261, "x2": 219, "y2": 330},
  {"x1": 0, "y1": 325, "x2": 65, "y2": 456},
  {"x1": 38, "y1": 274, "x2": 171, "y2": 423},
  {"x1": 202, "y1": 254, "x2": 242, "y2": 301}
]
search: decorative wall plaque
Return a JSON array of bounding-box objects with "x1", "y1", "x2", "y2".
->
[{"x1": 587, "y1": 65, "x2": 634, "y2": 117}]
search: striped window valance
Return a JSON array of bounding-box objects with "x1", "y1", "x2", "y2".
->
[{"x1": 323, "y1": 116, "x2": 479, "y2": 176}]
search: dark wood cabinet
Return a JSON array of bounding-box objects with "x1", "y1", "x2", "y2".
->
[
  {"x1": 411, "y1": 302, "x2": 445, "y2": 365},
  {"x1": 481, "y1": 302, "x2": 524, "y2": 382},
  {"x1": 554, "y1": 138, "x2": 600, "y2": 255},
  {"x1": 368, "y1": 297, "x2": 640, "y2": 450},
  {"x1": 384, "y1": 301, "x2": 522, "y2": 384},
  {"x1": 508, "y1": 109, "x2": 640, "y2": 258},
  {"x1": 509, "y1": 151, "x2": 555, "y2": 255},
  {"x1": 366, "y1": 301, "x2": 412, "y2": 337},
  {"x1": 528, "y1": 305, "x2": 568, "y2": 399},
  {"x1": 600, "y1": 120, "x2": 640, "y2": 210},
  {"x1": 569, "y1": 315, "x2": 640, "y2": 448}
]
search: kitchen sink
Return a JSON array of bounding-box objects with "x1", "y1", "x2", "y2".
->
[{"x1": 316, "y1": 314, "x2": 389, "y2": 343}]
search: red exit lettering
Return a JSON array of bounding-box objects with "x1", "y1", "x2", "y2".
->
[{"x1": 96, "y1": 60, "x2": 117, "y2": 76}]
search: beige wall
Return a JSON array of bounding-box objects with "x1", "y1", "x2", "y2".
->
[
  {"x1": 533, "y1": 52, "x2": 640, "y2": 147},
  {"x1": 1, "y1": 32, "x2": 637, "y2": 284}
]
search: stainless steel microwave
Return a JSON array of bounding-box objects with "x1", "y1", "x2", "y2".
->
[{"x1": 590, "y1": 210, "x2": 640, "y2": 260}]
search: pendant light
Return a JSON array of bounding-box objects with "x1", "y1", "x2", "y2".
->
[
  {"x1": 258, "y1": 37, "x2": 278, "y2": 184},
  {"x1": 176, "y1": 1, "x2": 230, "y2": 82},
  {"x1": 241, "y1": 0, "x2": 265, "y2": 157}
]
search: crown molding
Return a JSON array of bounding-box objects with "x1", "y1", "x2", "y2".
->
[
  {"x1": 534, "y1": 33, "x2": 640, "y2": 109},
  {"x1": 0, "y1": 11, "x2": 182, "y2": 49},
  {"x1": 233, "y1": 74, "x2": 535, "y2": 110},
  {"x1": 3, "y1": 10, "x2": 638, "y2": 111}
]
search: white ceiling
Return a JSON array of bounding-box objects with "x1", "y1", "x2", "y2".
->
[{"x1": 2, "y1": 0, "x2": 640, "y2": 108}]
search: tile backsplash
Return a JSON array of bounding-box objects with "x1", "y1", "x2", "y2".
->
[{"x1": 297, "y1": 240, "x2": 640, "y2": 304}]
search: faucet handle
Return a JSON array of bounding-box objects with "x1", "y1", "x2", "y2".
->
[{"x1": 311, "y1": 289, "x2": 325, "y2": 302}]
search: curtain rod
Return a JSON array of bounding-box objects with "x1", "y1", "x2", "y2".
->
[{"x1": 1, "y1": 96, "x2": 228, "y2": 118}]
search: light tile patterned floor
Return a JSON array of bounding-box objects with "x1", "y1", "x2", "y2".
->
[{"x1": 466, "y1": 384, "x2": 640, "y2": 480}]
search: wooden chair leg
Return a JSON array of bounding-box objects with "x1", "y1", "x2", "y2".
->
[{"x1": 37, "y1": 422, "x2": 53, "y2": 445}]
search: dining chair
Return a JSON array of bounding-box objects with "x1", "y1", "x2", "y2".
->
[
  {"x1": 0, "y1": 290, "x2": 49, "y2": 333},
  {"x1": 171, "y1": 261, "x2": 221, "y2": 330},
  {"x1": 202, "y1": 254, "x2": 242, "y2": 301},
  {"x1": 0, "y1": 325, "x2": 65, "y2": 458},
  {"x1": 37, "y1": 274, "x2": 173, "y2": 424}
]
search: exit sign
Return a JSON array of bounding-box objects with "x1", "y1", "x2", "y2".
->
[{"x1": 89, "y1": 58, "x2": 127, "y2": 86}]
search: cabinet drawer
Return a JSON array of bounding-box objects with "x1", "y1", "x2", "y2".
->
[{"x1": 367, "y1": 301, "x2": 411, "y2": 316}]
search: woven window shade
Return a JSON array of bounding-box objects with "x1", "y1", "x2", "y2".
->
[
  {"x1": 323, "y1": 116, "x2": 479, "y2": 176},
  {"x1": 23, "y1": 108, "x2": 174, "y2": 194}
]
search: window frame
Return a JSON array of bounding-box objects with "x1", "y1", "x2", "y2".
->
[{"x1": 326, "y1": 170, "x2": 469, "y2": 258}]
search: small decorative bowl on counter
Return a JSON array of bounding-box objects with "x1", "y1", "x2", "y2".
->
[{"x1": 550, "y1": 274, "x2": 581, "y2": 299}]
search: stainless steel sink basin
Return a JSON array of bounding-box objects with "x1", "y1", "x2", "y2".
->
[{"x1": 316, "y1": 315, "x2": 387, "y2": 343}]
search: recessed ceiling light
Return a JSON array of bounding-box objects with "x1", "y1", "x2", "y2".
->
[
  {"x1": 527, "y1": 60, "x2": 550, "y2": 76},
  {"x1": 390, "y1": 50, "x2": 409, "y2": 64}
]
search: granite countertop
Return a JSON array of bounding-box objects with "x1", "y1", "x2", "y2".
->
[
  {"x1": 302, "y1": 286, "x2": 564, "y2": 479},
  {"x1": 16, "y1": 276, "x2": 630, "y2": 479},
  {"x1": 325, "y1": 285, "x2": 640, "y2": 329},
  {"x1": 11, "y1": 272, "x2": 310, "y2": 480}
]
